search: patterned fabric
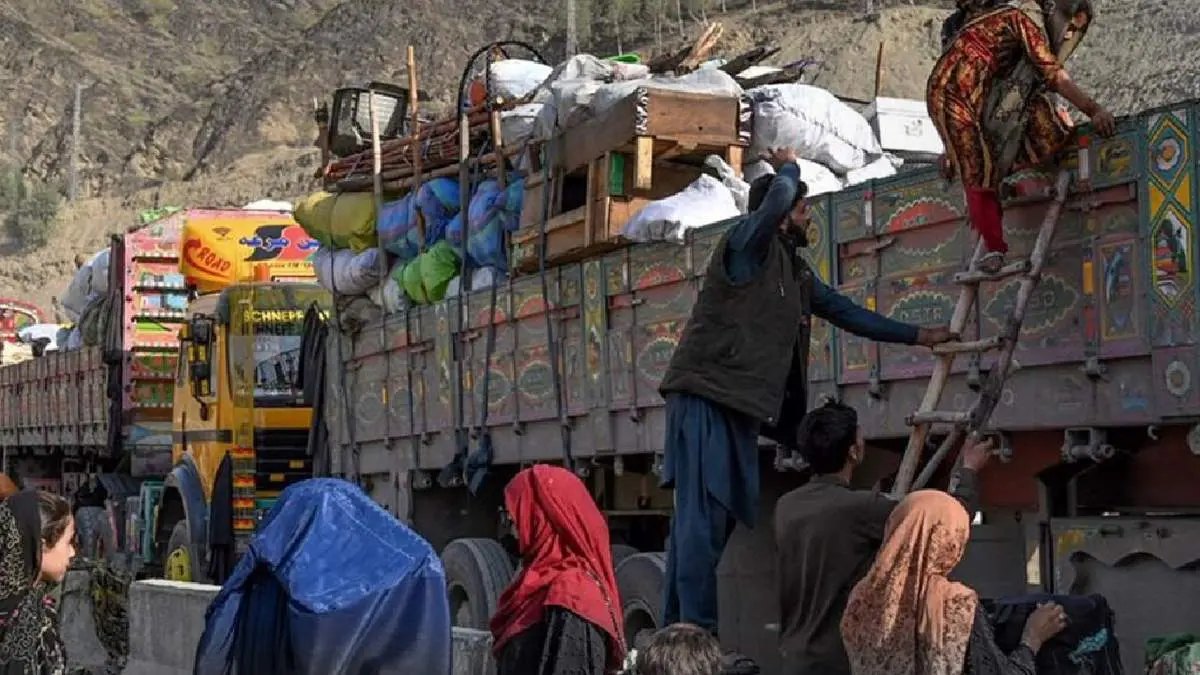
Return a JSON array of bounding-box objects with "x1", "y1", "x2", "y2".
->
[
  {"x1": 964, "y1": 604, "x2": 1036, "y2": 675},
  {"x1": 840, "y1": 491, "x2": 977, "y2": 675},
  {"x1": 0, "y1": 493, "x2": 66, "y2": 675},
  {"x1": 1146, "y1": 634, "x2": 1200, "y2": 675},
  {"x1": 928, "y1": 3, "x2": 1073, "y2": 191},
  {"x1": 86, "y1": 560, "x2": 130, "y2": 666}
]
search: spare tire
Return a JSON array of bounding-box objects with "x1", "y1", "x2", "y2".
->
[
  {"x1": 616, "y1": 551, "x2": 666, "y2": 651},
  {"x1": 441, "y1": 538, "x2": 516, "y2": 630}
]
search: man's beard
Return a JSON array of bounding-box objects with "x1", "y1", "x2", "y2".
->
[{"x1": 779, "y1": 222, "x2": 809, "y2": 248}]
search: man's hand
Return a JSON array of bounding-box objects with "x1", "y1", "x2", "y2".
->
[
  {"x1": 916, "y1": 325, "x2": 957, "y2": 347},
  {"x1": 1091, "y1": 107, "x2": 1116, "y2": 138},
  {"x1": 960, "y1": 436, "x2": 994, "y2": 472},
  {"x1": 763, "y1": 147, "x2": 798, "y2": 169}
]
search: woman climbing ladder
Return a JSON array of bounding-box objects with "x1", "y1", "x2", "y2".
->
[{"x1": 928, "y1": 0, "x2": 1115, "y2": 273}]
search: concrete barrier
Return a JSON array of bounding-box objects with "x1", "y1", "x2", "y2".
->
[
  {"x1": 122, "y1": 579, "x2": 221, "y2": 675},
  {"x1": 116, "y1": 579, "x2": 496, "y2": 675}
]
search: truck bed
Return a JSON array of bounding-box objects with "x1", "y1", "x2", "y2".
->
[{"x1": 328, "y1": 100, "x2": 1196, "y2": 470}]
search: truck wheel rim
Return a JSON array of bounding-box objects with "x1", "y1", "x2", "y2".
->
[{"x1": 166, "y1": 547, "x2": 192, "y2": 582}]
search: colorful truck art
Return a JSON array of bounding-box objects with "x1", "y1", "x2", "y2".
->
[
  {"x1": 330, "y1": 99, "x2": 1200, "y2": 463},
  {"x1": 181, "y1": 217, "x2": 319, "y2": 293}
]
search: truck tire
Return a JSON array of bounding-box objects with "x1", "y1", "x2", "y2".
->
[
  {"x1": 164, "y1": 519, "x2": 208, "y2": 584},
  {"x1": 441, "y1": 538, "x2": 516, "y2": 630},
  {"x1": 616, "y1": 551, "x2": 666, "y2": 651},
  {"x1": 611, "y1": 544, "x2": 638, "y2": 569}
]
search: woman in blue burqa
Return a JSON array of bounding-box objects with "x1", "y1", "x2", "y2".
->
[{"x1": 193, "y1": 478, "x2": 452, "y2": 675}]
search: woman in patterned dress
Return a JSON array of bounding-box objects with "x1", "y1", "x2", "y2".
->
[
  {"x1": 929, "y1": 0, "x2": 1116, "y2": 274},
  {"x1": 0, "y1": 491, "x2": 77, "y2": 675},
  {"x1": 839, "y1": 490, "x2": 1066, "y2": 675}
]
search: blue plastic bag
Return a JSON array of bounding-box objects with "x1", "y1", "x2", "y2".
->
[
  {"x1": 376, "y1": 195, "x2": 420, "y2": 262},
  {"x1": 445, "y1": 212, "x2": 466, "y2": 258},
  {"x1": 467, "y1": 178, "x2": 524, "y2": 271},
  {"x1": 415, "y1": 178, "x2": 461, "y2": 247}
]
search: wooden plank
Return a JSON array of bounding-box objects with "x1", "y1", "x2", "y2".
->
[
  {"x1": 584, "y1": 158, "x2": 599, "y2": 245},
  {"x1": 726, "y1": 145, "x2": 744, "y2": 176},
  {"x1": 635, "y1": 137, "x2": 655, "y2": 190}
]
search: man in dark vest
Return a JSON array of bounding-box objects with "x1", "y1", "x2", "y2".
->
[{"x1": 656, "y1": 148, "x2": 955, "y2": 672}]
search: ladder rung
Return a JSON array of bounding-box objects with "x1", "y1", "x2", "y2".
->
[
  {"x1": 932, "y1": 336, "x2": 1004, "y2": 355},
  {"x1": 907, "y1": 410, "x2": 970, "y2": 426},
  {"x1": 954, "y1": 259, "x2": 1032, "y2": 285}
]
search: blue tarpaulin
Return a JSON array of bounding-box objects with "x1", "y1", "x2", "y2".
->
[{"x1": 193, "y1": 478, "x2": 452, "y2": 675}]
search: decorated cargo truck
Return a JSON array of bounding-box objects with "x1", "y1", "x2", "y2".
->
[
  {"x1": 316, "y1": 94, "x2": 1200, "y2": 674},
  {"x1": 0, "y1": 208, "x2": 329, "y2": 579}
]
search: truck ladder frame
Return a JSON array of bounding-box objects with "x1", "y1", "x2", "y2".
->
[{"x1": 890, "y1": 167, "x2": 1074, "y2": 497}]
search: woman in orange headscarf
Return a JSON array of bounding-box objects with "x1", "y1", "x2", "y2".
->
[
  {"x1": 490, "y1": 465, "x2": 626, "y2": 675},
  {"x1": 929, "y1": 0, "x2": 1113, "y2": 274},
  {"x1": 0, "y1": 474, "x2": 18, "y2": 500},
  {"x1": 840, "y1": 490, "x2": 1066, "y2": 675}
]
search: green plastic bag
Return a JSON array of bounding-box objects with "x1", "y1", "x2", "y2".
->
[
  {"x1": 402, "y1": 258, "x2": 428, "y2": 305},
  {"x1": 420, "y1": 241, "x2": 460, "y2": 302}
]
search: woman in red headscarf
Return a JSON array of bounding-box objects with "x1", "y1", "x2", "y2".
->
[{"x1": 490, "y1": 465, "x2": 626, "y2": 675}]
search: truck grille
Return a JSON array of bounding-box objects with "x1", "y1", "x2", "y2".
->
[{"x1": 252, "y1": 428, "x2": 311, "y2": 497}]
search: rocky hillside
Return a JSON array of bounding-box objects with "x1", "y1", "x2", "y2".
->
[{"x1": 1, "y1": 0, "x2": 1197, "y2": 316}]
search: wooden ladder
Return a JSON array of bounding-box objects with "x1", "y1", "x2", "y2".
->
[{"x1": 889, "y1": 168, "x2": 1074, "y2": 497}]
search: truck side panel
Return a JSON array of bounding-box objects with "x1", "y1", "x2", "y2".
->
[
  {"x1": 830, "y1": 113, "x2": 1149, "y2": 435},
  {"x1": 0, "y1": 347, "x2": 108, "y2": 462},
  {"x1": 331, "y1": 102, "x2": 1198, "y2": 465},
  {"x1": 118, "y1": 213, "x2": 189, "y2": 477}
]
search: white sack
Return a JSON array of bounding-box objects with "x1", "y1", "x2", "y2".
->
[
  {"x1": 313, "y1": 247, "x2": 382, "y2": 297},
  {"x1": 18, "y1": 324, "x2": 62, "y2": 350},
  {"x1": 489, "y1": 60, "x2": 554, "y2": 101},
  {"x1": 88, "y1": 249, "x2": 111, "y2": 297},
  {"x1": 704, "y1": 155, "x2": 751, "y2": 213},
  {"x1": 368, "y1": 276, "x2": 408, "y2": 314},
  {"x1": 844, "y1": 153, "x2": 904, "y2": 187},
  {"x1": 531, "y1": 54, "x2": 654, "y2": 139},
  {"x1": 622, "y1": 175, "x2": 741, "y2": 244},
  {"x1": 797, "y1": 159, "x2": 845, "y2": 197},
  {"x1": 472, "y1": 266, "x2": 503, "y2": 290},
  {"x1": 500, "y1": 103, "x2": 543, "y2": 149},
  {"x1": 60, "y1": 284, "x2": 91, "y2": 322},
  {"x1": 244, "y1": 199, "x2": 293, "y2": 211},
  {"x1": 748, "y1": 83, "x2": 883, "y2": 174},
  {"x1": 742, "y1": 160, "x2": 775, "y2": 184},
  {"x1": 744, "y1": 159, "x2": 845, "y2": 198}
]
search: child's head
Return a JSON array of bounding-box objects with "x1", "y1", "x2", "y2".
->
[{"x1": 635, "y1": 623, "x2": 721, "y2": 675}]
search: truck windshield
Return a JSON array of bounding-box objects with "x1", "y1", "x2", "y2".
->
[{"x1": 224, "y1": 285, "x2": 330, "y2": 406}]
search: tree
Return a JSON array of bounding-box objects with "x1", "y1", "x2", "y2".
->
[
  {"x1": 642, "y1": 0, "x2": 670, "y2": 47},
  {"x1": 4, "y1": 177, "x2": 62, "y2": 251},
  {"x1": 610, "y1": 0, "x2": 636, "y2": 53}
]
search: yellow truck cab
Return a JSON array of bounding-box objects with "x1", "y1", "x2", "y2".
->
[{"x1": 154, "y1": 215, "x2": 330, "y2": 581}]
